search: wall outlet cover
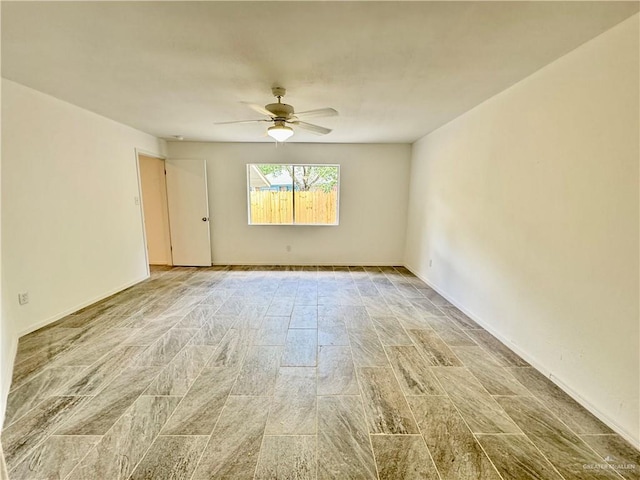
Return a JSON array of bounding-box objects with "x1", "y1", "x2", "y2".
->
[{"x1": 18, "y1": 292, "x2": 29, "y2": 305}]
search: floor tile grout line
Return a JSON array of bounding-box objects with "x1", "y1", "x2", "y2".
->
[
  {"x1": 12, "y1": 329, "x2": 90, "y2": 372},
  {"x1": 124, "y1": 399, "x2": 182, "y2": 480},
  {"x1": 343, "y1": 303, "x2": 379, "y2": 480},
  {"x1": 503, "y1": 377, "x2": 619, "y2": 441},
  {"x1": 6, "y1": 265, "x2": 632, "y2": 480},
  {"x1": 428, "y1": 358, "x2": 508, "y2": 480},
  {"x1": 7, "y1": 373, "x2": 135, "y2": 476},
  {"x1": 183, "y1": 384, "x2": 234, "y2": 472},
  {"x1": 147, "y1": 340, "x2": 218, "y2": 397},
  {"x1": 469, "y1": 430, "x2": 511, "y2": 480},
  {"x1": 529, "y1": 390, "x2": 617, "y2": 443},
  {"x1": 2, "y1": 365, "x2": 89, "y2": 430},
  {"x1": 42, "y1": 274, "x2": 205, "y2": 477},
  {"x1": 375, "y1": 305, "x2": 444, "y2": 480},
  {"x1": 481, "y1": 431, "x2": 569, "y2": 480},
  {"x1": 441, "y1": 363, "x2": 528, "y2": 436},
  {"x1": 356, "y1": 287, "x2": 390, "y2": 480},
  {"x1": 500, "y1": 394, "x2": 628, "y2": 480},
  {"x1": 461, "y1": 329, "x2": 523, "y2": 367},
  {"x1": 454, "y1": 346, "x2": 536, "y2": 397},
  {"x1": 54, "y1": 361, "x2": 168, "y2": 479},
  {"x1": 314, "y1": 317, "x2": 319, "y2": 480},
  {"x1": 159, "y1": 341, "x2": 242, "y2": 435},
  {"x1": 354, "y1": 370, "x2": 382, "y2": 480},
  {"x1": 130, "y1": 322, "x2": 197, "y2": 371},
  {"x1": 186, "y1": 325, "x2": 259, "y2": 480},
  {"x1": 182, "y1": 352, "x2": 239, "y2": 480},
  {"x1": 504, "y1": 388, "x2": 623, "y2": 478},
  {"x1": 55, "y1": 345, "x2": 147, "y2": 398},
  {"x1": 61, "y1": 436, "x2": 102, "y2": 480},
  {"x1": 9, "y1": 325, "x2": 120, "y2": 394},
  {"x1": 5, "y1": 401, "x2": 89, "y2": 478},
  {"x1": 251, "y1": 408, "x2": 272, "y2": 480}
]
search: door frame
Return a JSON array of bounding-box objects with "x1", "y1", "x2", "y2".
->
[{"x1": 135, "y1": 148, "x2": 173, "y2": 276}]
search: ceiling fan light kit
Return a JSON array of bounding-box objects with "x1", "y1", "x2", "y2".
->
[
  {"x1": 267, "y1": 122, "x2": 294, "y2": 142},
  {"x1": 216, "y1": 86, "x2": 338, "y2": 142}
]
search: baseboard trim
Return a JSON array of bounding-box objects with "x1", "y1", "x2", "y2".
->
[
  {"x1": 0, "y1": 338, "x2": 19, "y2": 430},
  {"x1": 212, "y1": 261, "x2": 405, "y2": 267},
  {"x1": 404, "y1": 262, "x2": 640, "y2": 449},
  {"x1": 1, "y1": 273, "x2": 150, "y2": 432},
  {"x1": 0, "y1": 438, "x2": 9, "y2": 480},
  {"x1": 16, "y1": 273, "x2": 150, "y2": 338}
]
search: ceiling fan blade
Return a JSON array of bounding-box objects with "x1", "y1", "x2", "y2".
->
[
  {"x1": 245, "y1": 103, "x2": 274, "y2": 117},
  {"x1": 214, "y1": 119, "x2": 269, "y2": 125},
  {"x1": 294, "y1": 108, "x2": 338, "y2": 119},
  {"x1": 291, "y1": 121, "x2": 332, "y2": 135}
]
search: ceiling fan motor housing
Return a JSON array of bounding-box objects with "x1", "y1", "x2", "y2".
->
[
  {"x1": 265, "y1": 102, "x2": 294, "y2": 119},
  {"x1": 214, "y1": 86, "x2": 333, "y2": 137}
]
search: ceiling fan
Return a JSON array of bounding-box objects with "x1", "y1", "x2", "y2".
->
[{"x1": 216, "y1": 87, "x2": 338, "y2": 142}]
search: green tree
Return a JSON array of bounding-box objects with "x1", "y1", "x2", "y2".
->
[{"x1": 257, "y1": 165, "x2": 338, "y2": 192}]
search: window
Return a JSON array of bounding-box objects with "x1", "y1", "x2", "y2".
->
[{"x1": 247, "y1": 164, "x2": 340, "y2": 225}]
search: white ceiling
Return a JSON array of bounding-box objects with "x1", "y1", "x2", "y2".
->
[{"x1": 2, "y1": 1, "x2": 638, "y2": 143}]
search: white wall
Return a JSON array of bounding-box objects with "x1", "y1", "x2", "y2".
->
[
  {"x1": 405, "y1": 15, "x2": 639, "y2": 445},
  {"x1": 139, "y1": 155, "x2": 171, "y2": 265},
  {"x1": 0, "y1": 79, "x2": 165, "y2": 427},
  {"x1": 166, "y1": 142, "x2": 410, "y2": 265},
  {"x1": 0, "y1": 11, "x2": 7, "y2": 472}
]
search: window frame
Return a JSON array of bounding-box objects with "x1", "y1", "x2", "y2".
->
[{"x1": 246, "y1": 163, "x2": 341, "y2": 226}]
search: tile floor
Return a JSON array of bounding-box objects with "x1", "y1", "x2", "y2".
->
[{"x1": 1, "y1": 266, "x2": 638, "y2": 479}]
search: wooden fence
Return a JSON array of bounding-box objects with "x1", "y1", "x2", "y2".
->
[{"x1": 249, "y1": 190, "x2": 338, "y2": 224}]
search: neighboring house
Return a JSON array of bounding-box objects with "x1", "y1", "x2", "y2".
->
[
  {"x1": 249, "y1": 166, "x2": 293, "y2": 191},
  {"x1": 248, "y1": 165, "x2": 270, "y2": 190},
  {"x1": 263, "y1": 170, "x2": 293, "y2": 191},
  {"x1": 256, "y1": 169, "x2": 337, "y2": 192}
]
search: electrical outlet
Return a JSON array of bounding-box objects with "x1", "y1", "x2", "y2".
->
[
  {"x1": 134, "y1": 196, "x2": 140, "y2": 205},
  {"x1": 286, "y1": 245, "x2": 292, "y2": 253},
  {"x1": 429, "y1": 259, "x2": 433, "y2": 267},
  {"x1": 18, "y1": 292, "x2": 29, "y2": 305}
]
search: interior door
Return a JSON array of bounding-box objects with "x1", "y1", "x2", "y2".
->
[{"x1": 165, "y1": 159, "x2": 212, "y2": 266}]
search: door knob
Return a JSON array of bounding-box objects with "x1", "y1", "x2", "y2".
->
[{"x1": 202, "y1": 217, "x2": 209, "y2": 222}]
